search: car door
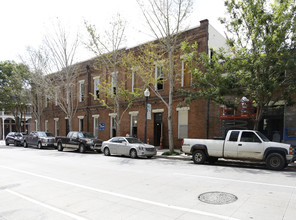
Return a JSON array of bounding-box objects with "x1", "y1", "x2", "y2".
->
[
  {"x1": 224, "y1": 131, "x2": 240, "y2": 158},
  {"x1": 116, "y1": 138, "x2": 129, "y2": 155},
  {"x1": 237, "y1": 131, "x2": 264, "y2": 160},
  {"x1": 108, "y1": 137, "x2": 119, "y2": 154},
  {"x1": 68, "y1": 132, "x2": 79, "y2": 149}
]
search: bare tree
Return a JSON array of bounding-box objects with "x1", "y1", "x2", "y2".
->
[
  {"x1": 85, "y1": 14, "x2": 136, "y2": 136},
  {"x1": 137, "y1": 0, "x2": 193, "y2": 152},
  {"x1": 21, "y1": 46, "x2": 49, "y2": 131},
  {"x1": 44, "y1": 21, "x2": 80, "y2": 132}
]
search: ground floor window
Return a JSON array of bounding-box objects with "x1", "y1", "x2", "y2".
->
[
  {"x1": 177, "y1": 107, "x2": 189, "y2": 139},
  {"x1": 78, "y1": 117, "x2": 84, "y2": 132},
  {"x1": 131, "y1": 115, "x2": 138, "y2": 138},
  {"x1": 93, "y1": 115, "x2": 99, "y2": 137},
  {"x1": 45, "y1": 120, "x2": 48, "y2": 132},
  {"x1": 109, "y1": 113, "x2": 116, "y2": 138},
  {"x1": 54, "y1": 119, "x2": 59, "y2": 136}
]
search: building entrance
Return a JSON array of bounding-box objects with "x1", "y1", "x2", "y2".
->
[{"x1": 154, "y1": 113, "x2": 162, "y2": 146}]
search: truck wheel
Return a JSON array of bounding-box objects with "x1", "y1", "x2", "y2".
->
[
  {"x1": 266, "y1": 153, "x2": 285, "y2": 170},
  {"x1": 79, "y1": 144, "x2": 85, "y2": 153},
  {"x1": 37, "y1": 142, "x2": 42, "y2": 149},
  {"x1": 57, "y1": 142, "x2": 63, "y2": 151},
  {"x1": 193, "y1": 150, "x2": 207, "y2": 164}
]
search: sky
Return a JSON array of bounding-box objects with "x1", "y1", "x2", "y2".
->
[{"x1": 0, "y1": 0, "x2": 227, "y2": 63}]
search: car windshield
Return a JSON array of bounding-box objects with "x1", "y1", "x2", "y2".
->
[
  {"x1": 37, "y1": 132, "x2": 47, "y2": 137},
  {"x1": 15, "y1": 133, "x2": 22, "y2": 137},
  {"x1": 256, "y1": 131, "x2": 270, "y2": 142},
  {"x1": 46, "y1": 133, "x2": 54, "y2": 137},
  {"x1": 80, "y1": 132, "x2": 94, "y2": 138},
  {"x1": 126, "y1": 137, "x2": 143, "y2": 144}
]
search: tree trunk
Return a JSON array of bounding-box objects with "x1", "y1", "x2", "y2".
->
[{"x1": 253, "y1": 104, "x2": 263, "y2": 130}]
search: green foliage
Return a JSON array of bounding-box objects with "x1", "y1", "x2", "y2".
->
[{"x1": 181, "y1": 0, "x2": 296, "y2": 129}]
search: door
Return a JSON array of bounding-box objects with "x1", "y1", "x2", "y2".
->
[
  {"x1": 237, "y1": 131, "x2": 263, "y2": 160},
  {"x1": 224, "y1": 130, "x2": 240, "y2": 158},
  {"x1": 117, "y1": 137, "x2": 130, "y2": 155},
  {"x1": 154, "y1": 113, "x2": 162, "y2": 146}
]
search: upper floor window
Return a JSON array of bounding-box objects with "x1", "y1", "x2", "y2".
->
[
  {"x1": 93, "y1": 76, "x2": 100, "y2": 99},
  {"x1": 181, "y1": 60, "x2": 192, "y2": 87},
  {"x1": 79, "y1": 80, "x2": 85, "y2": 102},
  {"x1": 155, "y1": 66, "x2": 164, "y2": 91}
]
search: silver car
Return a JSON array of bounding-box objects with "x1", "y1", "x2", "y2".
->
[{"x1": 102, "y1": 137, "x2": 157, "y2": 159}]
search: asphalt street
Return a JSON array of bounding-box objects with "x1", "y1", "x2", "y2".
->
[{"x1": 0, "y1": 144, "x2": 295, "y2": 220}]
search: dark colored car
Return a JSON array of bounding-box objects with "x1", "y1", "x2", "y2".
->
[
  {"x1": 24, "y1": 131, "x2": 55, "y2": 149},
  {"x1": 5, "y1": 132, "x2": 25, "y2": 146},
  {"x1": 55, "y1": 131, "x2": 102, "y2": 153}
]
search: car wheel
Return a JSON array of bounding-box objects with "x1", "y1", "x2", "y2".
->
[
  {"x1": 5, "y1": 140, "x2": 9, "y2": 146},
  {"x1": 79, "y1": 144, "x2": 85, "y2": 153},
  {"x1": 24, "y1": 141, "x2": 28, "y2": 148},
  {"x1": 37, "y1": 142, "x2": 42, "y2": 149},
  {"x1": 57, "y1": 142, "x2": 63, "y2": 151},
  {"x1": 130, "y1": 149, "x2": 138, "y2": 159},
  {"x1": 266, "y1": 153, "x2": 285, "y2": 170},
  {"x1": 193, "y1": 150, "x2": 207, "y2": 164},
  {"x1": 103, "y1": 147, "x2": 110, "y2": 156}
]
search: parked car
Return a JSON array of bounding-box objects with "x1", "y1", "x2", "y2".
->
[
  {"x1": 182, "y1": 130, "x2": 294, "y2": 170},
  {"x1": 55, "y1": 131, "x2": 102, "y2": 153},
  {"x1": 5, "y1": 132, "x2": 25, "y2": 146},
  {"x1": 24, "y1": 131, "x2": 55, "y2": 149},
  {"x1": 102, "y1": 137, "x2": 157, "y2": 159}
]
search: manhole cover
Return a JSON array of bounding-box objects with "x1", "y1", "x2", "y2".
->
[{"x1": 198, "y1": 191, "x2": 237, "y2": 205}]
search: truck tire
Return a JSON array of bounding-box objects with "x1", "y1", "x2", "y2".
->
[
  {"x1": 266, "y1": 153, "x2": 285, "y2": 170},
  {"x1": 193, "y1": 150, "x2": 207, "y2": 164},
  {"x1": 57, "y1": 142, "x2": 63, "y2": 151},
  {"x1": 37, "y1": 142, "x2": 42, "y2": 149},
  {"x1": 79, "y1": 144, "x2": 85, "y2": 153}
]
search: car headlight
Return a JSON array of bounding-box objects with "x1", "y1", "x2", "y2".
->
[
  {"x1": 138, "y1": 146, "x2": 144, "y2": 151},
  {"x1": 86, "y1": 139, "x2": 93, "y2": 144},
  {"x1": 41, "y1": 139, "x2": 47, "y2": 142}
]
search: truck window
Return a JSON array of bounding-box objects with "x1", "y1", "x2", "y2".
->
[
  {"x1": 240, "y1": 132, "x2": 261, "y2": 143},
  {"x1": 229, "y1": 131, "x2": 240, "y2": 141}
]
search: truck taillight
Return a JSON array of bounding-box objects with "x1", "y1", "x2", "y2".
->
[{"x1": 289, "y1": 147, "x2": 293, "y2": 155}]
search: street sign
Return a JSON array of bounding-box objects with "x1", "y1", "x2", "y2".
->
[{"x1": 99, "y1": 123, "x2": 105, "y2": 131}]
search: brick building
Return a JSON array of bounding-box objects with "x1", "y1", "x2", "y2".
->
[{"x1": 33, "y1": 20, "x2": 226, "y2": 148}]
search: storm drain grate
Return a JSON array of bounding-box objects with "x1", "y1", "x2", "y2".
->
[{"x1": 198, "y1": 191, "x2": 238, "y2": 205}]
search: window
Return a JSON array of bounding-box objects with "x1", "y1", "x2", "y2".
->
[
  {"x1": 45, "y1": 120, "x2": 48, "y2": 132},
  {"x1": 54, "y1": 118, "x2": 59, "y2": 136},
  {"x1": 111, "y1": 72, "x2": 117, "y2": 95},
  {"x1": 240, "y1": 132, "x2": 261, "y2": 143},
  {"x1": 93, "y1": 77, "x2": 100, "y2": 99},
  {"x1": 155, "y1": 66, "x2": 164, "y2": 91},
  {"x1": 177, "y1": 108, "x2": 189, "y2": 139},
  {"x1": 79, "y1": 80, "x2": 85, "y2": 102},
  {"x1": 78, "y1": 117, "x2": 84, "y2": 132},
  {"x1": 110, "y1": 114, "x2": 116, "y2": 138},
  {"x1": 181, "y1": 60, "x2": 191, "y2": 87},
  {"x1": 132, "y1": 70, "x2": 135, "y2": 92},
  {"x1": 229, "y1": 131, "x2": 239, "y2": 142},
  {"x1": 93, "y1": 115, "x2": 99, "y2": 137}
]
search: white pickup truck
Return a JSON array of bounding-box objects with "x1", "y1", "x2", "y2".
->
[{"x1": 182, "y1": 130, "x2": 294, "y2": 170}]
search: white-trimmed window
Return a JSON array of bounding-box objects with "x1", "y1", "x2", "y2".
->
[
  {"x1": 79, "y1": 80, "x2": 85, "y2": 102},
  {"x1": 181, "y1": 60, "x2": 192, "y2": 87},
  {"x1": 129, "y1": 111, "x2": 139, "y2": 137},
  {"x1": 131, "y1": 70, "x2": 135, "y2": 92},
  {"x1": 93, "y1": 76, "x2": 100, "y2": 99},
  {"x1": 55, "y1": 91, "x2": 58, "y2": 106},
  {"x1": 155, "y1": 66, "x2": 164, "y2": 91},
  {"x1": 93, "y1": 115, "x2": 99, "y2": 137},
  {"x1": 177, "y1": 107, "x2": 189, "y2": 139},
  {"x1": 45, "y1": 120, "x2": 48, "y2": 132},
  {"x1": 111, "y1": 72, "x2": 117, "y2": 95},
  {"x1": 54, "y1": 118, "x2": 59, "y2": 136},
  {"x1": 109, "y1": 113, "x2": 117, "y2": 138},
  {"x1": 35, "y1": 120, "x2": 38, "y2": 131},
  {"x1": 78, "y1": 116, "x2": 84, "y2": 132}
]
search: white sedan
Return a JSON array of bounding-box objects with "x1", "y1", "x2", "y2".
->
[{"x1": 102, "y1": 137, "x2": 157, "y2": 159}]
